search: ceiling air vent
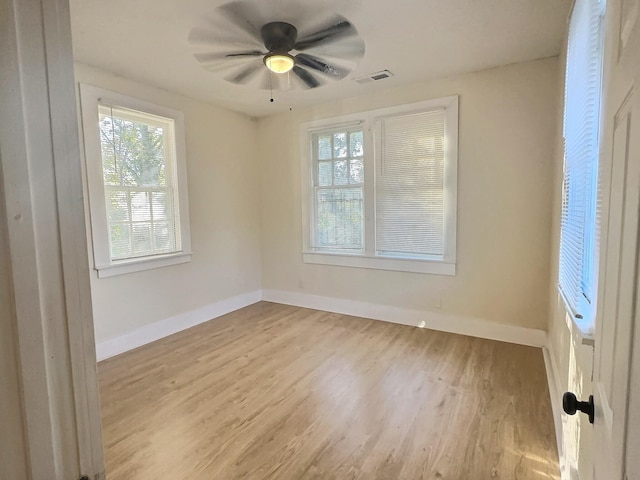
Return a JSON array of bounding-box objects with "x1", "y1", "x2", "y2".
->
[{"x1": 354, "y1": 70, "x2": 394, "y2": 84}]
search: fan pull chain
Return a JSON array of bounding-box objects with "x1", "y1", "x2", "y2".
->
[
  {"x1": 287, "y1": 71, "x2": 292, "y2": 111},
  {"x1": 267, "y1": 70, "x2": 293, "y2": 110},
  {"x1": 269, "y1": 71, "x2": 274, "y2": 103}
]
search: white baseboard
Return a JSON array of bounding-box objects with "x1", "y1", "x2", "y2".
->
[
  {"x1": 262, "y1": 289, "x2": 547, "y2": 347},
  {"x1": 97, "y1": 288, "x2": 548, "y2": 362},
  {"x1": 95, "y1": 290, "x2": 262, "y2": 361}
]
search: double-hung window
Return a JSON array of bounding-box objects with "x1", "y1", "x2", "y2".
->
[
  {"x1": 80, "y1": 84, "x2": 191, "y2": 277},
  {"x1": 558, "y1": 0, "x2": 605, "y2": 332},
  {"x1": 311, "y1": 127, "x2": 365, "y2": 251},
  {"x1": 302, "y1": 96, "x2": 458, "y2": 275}
]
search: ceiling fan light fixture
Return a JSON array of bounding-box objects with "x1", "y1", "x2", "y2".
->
[{"x1": 264, "y1": 53, "x2": 295, "y2": 74}]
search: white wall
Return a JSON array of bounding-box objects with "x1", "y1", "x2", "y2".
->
[
  {"x1": 258, "y1": 57, "x2": 559, "y2": 332},
  {"x1": 75, "y1": 64, "x2": 262, "y2": 345}
]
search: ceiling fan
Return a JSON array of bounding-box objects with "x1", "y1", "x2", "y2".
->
[{"x1": 188, "y1": 1, "x2": 365, "y2": 91}]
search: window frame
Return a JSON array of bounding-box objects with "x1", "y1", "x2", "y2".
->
[
  {"x1": 301, "y1": 96, "x2": 458, "y2": 275},
  {"x1": 79, "y1": 84, "x2": 192, "y2": 278}
]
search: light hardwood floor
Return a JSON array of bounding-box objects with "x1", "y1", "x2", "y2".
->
[{"x1": 98, "y1": 302, "x2": 559, "y2": 479}]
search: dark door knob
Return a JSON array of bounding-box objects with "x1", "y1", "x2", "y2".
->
[{"x1": 562, "y1": 392, "x2": 594, "y2": 424}]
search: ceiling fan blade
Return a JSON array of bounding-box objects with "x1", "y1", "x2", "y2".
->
[
  {"x1": 194, "y1": 51, "x2": 264, "y2": 63},
  {"x1": 293, "y1": 66, "x2": 321, "y2": 89},
  {"x1": 217, "y1": 1, "x2": 263, "y2": 45},
  {"x1": 226, "y1": 61, "x2": 263, "y2": 84},
  {"x1": 202, "y1": 63, "x2": 242, "y2": 73},
  {"x1": 294, "y1": 20, "x2": 356, "y2": 51},
  {"x1": 295, "y1": 53, "x2": 349, "y2": 78},
  {"x1": 226, "y1": 51, "x2": 265, "y2": 58},
  {"x1": 302, "y1": 37, "x2": 365, "y2": 62}
]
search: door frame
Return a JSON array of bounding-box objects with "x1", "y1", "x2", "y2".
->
[{"x1": 0, "y1": 0, "x2": 104, "y2": 477}]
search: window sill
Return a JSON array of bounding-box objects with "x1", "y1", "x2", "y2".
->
[
  {"x1": 567, "y1": 314, "x2": 595, "y2": 347},
  {"x1": 557, "y1": 286, "x2": 595, "y2": 347},
  {"x1": 302, "y1": 251, "x2": 455, "y2": 275},
  {"x1": 95, "y1": 252, "x2": 192, "y2": 278}
]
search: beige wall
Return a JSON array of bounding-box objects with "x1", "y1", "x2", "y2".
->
[
  {"x1": 75, "y1": 64, "x2": 262, "y2": 344},
  {"x1": 258, "y1": 57, "x2": 559, "y2": 331}
]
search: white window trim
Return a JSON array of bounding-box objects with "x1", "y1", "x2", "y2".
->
[
  {"x1": 301, "y1": 96, "x2": 458, "y2": 275},
  {"x1": 79, "y1": 84, "x2": 192, "y2": 278}
]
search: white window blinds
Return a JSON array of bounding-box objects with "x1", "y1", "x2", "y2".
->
[
  {"x1": 558, "y1": 0, "x2": 604, "y2": 320},
  {"x1": 375, "y1": 110, "x2": 446, "y2": 258}
]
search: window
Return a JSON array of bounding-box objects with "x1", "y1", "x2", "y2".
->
[
  {"x1": 80, "y1": 84, "x2": 191, "y2": 278},
  {"x1": 558, "y1": 0, "x2": 605, "y2": 332},
  {"x1": 302, "y1": 96, "x2": 458, "y2": 275},
  {"x1": 311, "y1": 127, "x2": 365, "y2": 251}
]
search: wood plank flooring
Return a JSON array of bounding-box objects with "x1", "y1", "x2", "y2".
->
[{"x1": 98, "y1": 302, "x2": 559, "y2": 479}]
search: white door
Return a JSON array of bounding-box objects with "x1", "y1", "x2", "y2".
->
[{"x1": 591, "y1": 0, "x2": 640, "y2": 477}]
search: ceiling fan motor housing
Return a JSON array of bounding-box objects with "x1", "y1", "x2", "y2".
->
[{"x1": 261, "y1": 22, "x2": 298, "y2": 53}]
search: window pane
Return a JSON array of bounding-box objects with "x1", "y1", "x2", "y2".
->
[
  {"x1": 151, "y1": 192, "x2": 169, "y2": 220},
  {"x1": 99, "y1": 116, "x2": 119, "y2": 186},
  {"x1": 109, "y1": 224, "x2": 131, "y2": 259},
  {"x1": 318, "y1": 135, "x2": 332, "y2": 160},
  {"x1": 131, "y1": 192, "x2": 152, "y2": 221},
  {"x1": 132, "y1": 223, "x2": 152, "y2": 254},
  {"x1": 333, "y1": 132, "x2": 347, "y2": 158},
  {"x1": 318, "y1": 161, "x2": 333, "y2": 186},
  {"x1": 334, "y1": 160, "x2": 348, "y2": 185},
  {"x1": 99, "y1": 110, "x2": 167, "y2": 188},
  {"x1": 316, "y1": 187, "x2": 363, "y2": 249},
  {"x1": 153, "y1": 223, "x2": 171, "y2": 251},
  {"x1": 106, "y1": 190, "x2": 129, "y2": 222},
  {"x1": 349, "y1": 131, "x2": 364, "y2": 157},
  {"x1": 349, "y1": 159, "x2": 363, "y2": 184}
]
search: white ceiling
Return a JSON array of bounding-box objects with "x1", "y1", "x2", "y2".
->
[{"x1": 69, "y1": 0, "x2": 571, "y2": 118}]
